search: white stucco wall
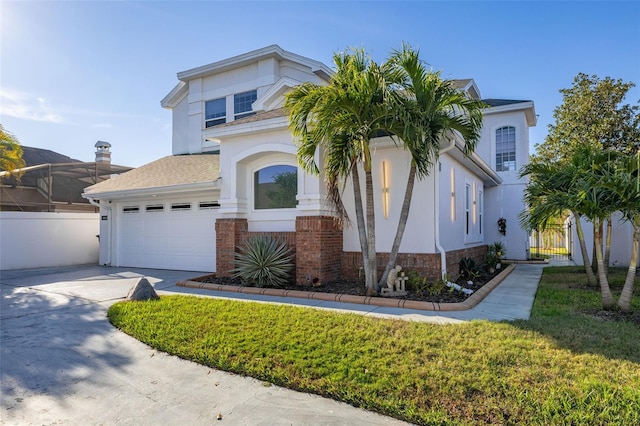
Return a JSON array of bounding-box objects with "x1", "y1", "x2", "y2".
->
[
  {"x1": 170, "y1": 57, "x2": 328, "y2": 156},
  {"x1": 571, "y1": 214, "x2": 635, "y2": 267},
  {"x1": 480, "y1": 110, "x2": 530, "y2": 185},
  {"x1": 341, "y1": 141, "x2": 439, "y2": 254},
  {"x1": 480, "y1": 109, "x2": 531, "y2": 260},
  {"x1": 216, "y1": 128, "x2": 328, "y2": 232},
  {"x1": 0, "y1": 212, "x2": 99, "y2": 270},
  {"x1": 438, "y1": 155, "x2": 486, "y2": 253},
  {"x1": 484, "y1": 183, "x2": 529, "y2": 260}
]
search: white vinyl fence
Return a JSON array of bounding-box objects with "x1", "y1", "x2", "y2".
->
[{"x1": 0, "y1": 212, "x2": 99, "y2": 270}]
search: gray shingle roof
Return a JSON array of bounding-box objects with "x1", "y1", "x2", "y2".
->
[
  {"x1": 482, "y1": 99, "x2": 532, "y2": 107},
  {"x1": 84, "y1": 154, "x2": 220, "y2": 196},
  {"x1": 216, "y1": 107, "x2": 288, "y2": 128}
]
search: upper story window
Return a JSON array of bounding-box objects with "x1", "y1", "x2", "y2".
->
[
  {"x1": 496, "y1": 126, "x2": 516, "y2": 172},
  {"x1": 234, "y1": 90, "x2": 257, "y2": 120},
  {"x1": 205, "y1": 97, "x2": 226, "y2": 128},
  {"x1": 254, "y1": 165, "x2": 297, "y2": 209}
]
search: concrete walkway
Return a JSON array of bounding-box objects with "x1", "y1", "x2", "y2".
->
[
  {"x1": 178, "y1": 263, "x2": 547, "y2": 324},
  {"x1": 0, "y1": 262, "x2": 549, "y2": 425}
]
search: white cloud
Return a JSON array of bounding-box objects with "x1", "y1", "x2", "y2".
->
[{"x1": 0, "y1": 88, "x2": 65, "y2": 123}]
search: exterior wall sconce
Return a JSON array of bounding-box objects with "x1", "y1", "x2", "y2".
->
[
  {"x1": 382, "y1": 161, "x2": 389, "y2": 219},
  {"x1": 450, "y1": 169, "x2": 456, "y2": 222}
]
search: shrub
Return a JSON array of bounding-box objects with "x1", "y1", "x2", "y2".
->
[
  {"x1": 406, "y1": 270, "x2": 446, "y2": 296},
  {"x1": 232, "y1": 235, "x2": 294, "y2": 287},
  {"x1": 459, "y1": 257, "x2": 481, "y2": 280},
  {"x1": 486, "y1": 242, "x2": 507, "y2": 270}
]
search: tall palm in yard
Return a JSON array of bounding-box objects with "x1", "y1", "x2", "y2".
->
[
  {"x1": 609, "y1": 152, "x2": 640, "y2": 312},
  {"x1": 379, "y1": 45, "x2": 485, "y2": 285},
  {"x1": 285, "y1": 48, "x2": 395, "y2": 294},
  {"x1": 520, "y1": 159, "x2": 598, "y2": 287},
  {"x1": 574, "y1": 149, "x2": 621, "y2": 308}
]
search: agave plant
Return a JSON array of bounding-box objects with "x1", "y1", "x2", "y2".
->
[{"x1": 232, "y1": 235, "x2": 294, "y2": 287}]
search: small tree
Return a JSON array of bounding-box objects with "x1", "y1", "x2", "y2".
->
[{"x1": 0, "y1": 124, "x2": 26, "y2": 181}]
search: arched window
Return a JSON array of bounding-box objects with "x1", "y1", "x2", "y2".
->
[
  {"x1": 496, "y1": 126, "x2": 516, "y2": 172},
  {"x1": 254, "y1": 165, "x2": 297, "y2": 209}
]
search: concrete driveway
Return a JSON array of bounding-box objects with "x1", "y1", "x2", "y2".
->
[{"x1": 0, "y1": 265, "x2": 408, "y2": 426}]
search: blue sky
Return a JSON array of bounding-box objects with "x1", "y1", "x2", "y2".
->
[{"x1": 1, "y1": 1, "x2": 638, "y2": 167}]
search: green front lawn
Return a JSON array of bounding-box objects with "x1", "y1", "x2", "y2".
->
[{"x1": 108, "y1": 267, "x2": 640, "y2": 425}]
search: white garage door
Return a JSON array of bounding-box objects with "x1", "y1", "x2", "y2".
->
[{"x1": 116, "y1": 200, "x2": 217, "y2": 272}]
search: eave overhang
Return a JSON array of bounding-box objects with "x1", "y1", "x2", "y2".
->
[
  {"x1": 484, "y1": 100, "x2": 537, "y2": 127},
  {"x1": 82, "y1": 179, "x2": 221, "y2": 202}
]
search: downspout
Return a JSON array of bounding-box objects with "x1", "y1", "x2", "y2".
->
[
  {"x1": 435, "y1": 138, "x2": 456, "y2": 280},
  {"x1": 87, "y1": 197, "x2": 112, "y2": 266}
]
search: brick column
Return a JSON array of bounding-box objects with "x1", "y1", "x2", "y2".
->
[
  {"x1": 215, "y1": 218, "x2": 248, "y2": 277},
  {"x1": 295, "y1": 216, "x2": 343, "y2": 284}
]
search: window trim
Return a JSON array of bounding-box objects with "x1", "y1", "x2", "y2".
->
[
  {"x1": 495, "y1": 125, "x2": 517, "y2": 172},
  {"x1": 205, "y1": 97, "x2": 226, "y2": 128},
  {"x1": 253, "y1": 164, "x2": 298, "y2": 211},
  {"x1": 234, "y1": 90, "x2": 257, "y2": 120}
]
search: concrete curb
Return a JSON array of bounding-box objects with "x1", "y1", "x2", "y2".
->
[{"x1": 177, "y1": 264, "x2": 516, "y2": 312}]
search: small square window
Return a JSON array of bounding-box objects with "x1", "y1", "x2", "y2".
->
[{"x1": 146, "y1": 204, "x2": 164, "y2": 212}]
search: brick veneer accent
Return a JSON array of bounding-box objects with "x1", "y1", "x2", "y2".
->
[
  {"x1": 295, "y1": 216, "x2": 343, "y2": 284},
  {"x1": 342, "y1": 245, "x2": 488, "y2": 282},
  {"x1": 215, "y1": 218, "x2": 248, "y2": 277},
  {"x1": 215, "y1": 218, "x2": 297, "y2": 278}
]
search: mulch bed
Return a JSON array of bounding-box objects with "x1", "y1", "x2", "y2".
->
[{"x1": 193, "y1": 270, "x2": 502, "y2": 304}]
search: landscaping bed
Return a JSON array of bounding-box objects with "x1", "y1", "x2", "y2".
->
[{"x1": 190, "y1": 267, "x2": 504, "y2": 304}]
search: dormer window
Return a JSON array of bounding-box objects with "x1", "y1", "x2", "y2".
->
[
  {"x1": 205, "y1": 97, "x2": 226, "y2": 128},
  {"x1": 496, "y1": 126, "x2": 516, "y2": 172},
  {"x1": 234, "y1": 90, "x2": 257, "y2": 119}
]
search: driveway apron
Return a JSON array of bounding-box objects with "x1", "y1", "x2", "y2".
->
[{"x1": 0, "y1": 266, "x2": 407, "y2": 426}]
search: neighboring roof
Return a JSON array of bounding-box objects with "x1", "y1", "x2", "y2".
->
[
  {"x1": 0, "y1": 146, "x2": 133, "y2": 207},
  {"x1": 482, "y1": 99, "x2": 533, "y2": 107},
  {"x1": 83, "y1": 154, "x2": 220, "y2": 198},
  {"x1": 21, "y1": 146, "x2": 80, "y2": 166}
]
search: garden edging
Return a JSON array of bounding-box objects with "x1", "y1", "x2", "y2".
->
[{"x1": 177, "y1": 264, "x2": 516, "y2": 311}]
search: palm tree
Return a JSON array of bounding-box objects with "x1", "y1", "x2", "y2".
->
[
  {"x1": 520, "y1": 160, "x2": 598, "y2": 286},
  {"x1": 378, "y1": 44, "x2": 485, "y2": 286},
  {"x1": 609, "y1": 152, "x2": 640, "y2": 312},
  {"x1": 0, "y1": 124, "x2": 26, "y2": 180},
  {"x1": 285, "y1": 48, "x2": 396, "y2": 294}
]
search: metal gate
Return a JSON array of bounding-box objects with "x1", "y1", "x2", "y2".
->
[{"x1": 529, "y1": 222, "x2": 572, "y2": 260}]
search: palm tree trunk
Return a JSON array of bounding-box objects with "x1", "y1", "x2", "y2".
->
[
  {"x1": 574, "y1": 212, "x2": 597, "y2": 286},
  {"x1": 618, "y1": 218, "x2": 639, "y2": 312},
  {"x1": 604, "y1": 215, "x2": 612, "y2": 274},
  {"x1": 364, "y1": 164, "x2": 378, "y2": 295},
  {"x1": 379, "y1": 164, "x2": 416, "y2": 289},
  {"x1": 351, "y1": 166, "x2": 370, "y2": 289},
  {"x1": 594, "y1": 218, "x2": 615, "y2": 309},
  {"x1": 591, "y1": 225, "x2": 598, "y2": 274}
]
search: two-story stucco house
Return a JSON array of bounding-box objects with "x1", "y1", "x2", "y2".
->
[{"x1": 83, "y1": 45, "x2": 536, "y2": 284}]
